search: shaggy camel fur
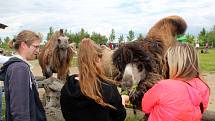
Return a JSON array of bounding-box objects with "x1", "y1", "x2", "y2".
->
[
  {"x1": 112, "y1": 15, "x2": 187, "y2": 108},
  {"x1": 39, "y1": 29, "x2": 74, "y2": 80}
]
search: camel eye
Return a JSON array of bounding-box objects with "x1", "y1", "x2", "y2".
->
[
  {"x1": 137, "y1": 64, "x2": 143, "y2": 72},
  {"x1": 58, "y1": 39, "x2": 61, "y2": 43}
]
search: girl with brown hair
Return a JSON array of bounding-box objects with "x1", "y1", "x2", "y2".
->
[{"x1": 60, "y1": 38, "x2": 126, "y2": 121}]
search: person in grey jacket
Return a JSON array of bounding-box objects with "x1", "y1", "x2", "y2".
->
[{"x1": 0, "y1": 30, "x2": 46, "y2": 121}]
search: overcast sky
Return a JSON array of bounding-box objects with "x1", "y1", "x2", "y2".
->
[{"x1": 0, "y1": 0, "x2": 215, "y2": 40}]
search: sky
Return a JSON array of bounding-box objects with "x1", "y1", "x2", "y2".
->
[{"x1": 0, "y1": 0, "x2": 215, "y2": 40}]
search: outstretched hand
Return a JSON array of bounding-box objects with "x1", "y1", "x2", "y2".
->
[{"x1": 121, "y1": 95, "x2": 130, "y2": 106}]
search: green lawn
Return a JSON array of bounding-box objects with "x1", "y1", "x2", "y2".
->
[
  {"x1": 1, "y1": 96, "x2": 5, "y2": 121},
  {"x1": 71, "y1": 56, "x2": 78, "y2": 67},
  {"x1": 199, "y1": 48, "x2": 215, "y2": 73},
  {"x1": 125, "y1": 116, "x2": 142, "y2": 121}
]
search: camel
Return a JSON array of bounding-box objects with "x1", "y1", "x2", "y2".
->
[
  {"x1": 112, "y1": 15, "x2": 187, "y2": 108},
  {"x1": 38, "y1": 29, "x2": 74, "y2": 80}
]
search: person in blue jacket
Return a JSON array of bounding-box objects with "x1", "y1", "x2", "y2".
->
[{"x1": 0, "y1": 30, "x2": 46, "y2": 121}]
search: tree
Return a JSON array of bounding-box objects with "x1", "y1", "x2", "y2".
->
[
  {"x1": 47, "y1": 27, "x2": 54, "y2": 40},
  {"x1": 79, "y1": 28, "x2": 90, "y2": 39},
  {"x1": 68, "y1": 33, "x2": 80, "y2": 44},
  {"x1": 37, "y1": 32, "x2": 44, "y2": 40},
  {"x1": 185, "y1": 34, "x2": 195, "y2": 44},
  {"x1": 200, "y1": 27, "x2": 206, "y2": 36},
  {"x1": 0, "y1": 36, "x2": 11, "y2": 49},
  {"x1": 78, "y1": 28, "x2": 90, "y2": 43},
  {"x1": 0, "y1": 38, "x2": 2, "y2": 45},
  {"x1": 68, "y1": 28, "x2": 90, "y2": 44},
  {"x1": 198, "y1": 28, "x2": 207, "y2": 46},
  {"x1": 127, "y1": 30, "x2": 135, "y2": 41},
  {"x1": 4, "y1": 36, "x2": 10, "y2": 43},
  {"x1": 137, "y1": 33, "x2": 144, "y2": 40},
  {"x1": 90, "y1": 32, "x2": 108, "y2": 44},
  {"x1": 109, "y1": 29, "x2": 115, "y2": 42},
  {"x1": 118, "y1": 34, "x2": 124, "y2": 43},
  {"x1": 205, "y1": 25, "x2": 215, "y2": 47},
  {"x1": 100, "y1": 35, "x2": 108, "y2": 44}
]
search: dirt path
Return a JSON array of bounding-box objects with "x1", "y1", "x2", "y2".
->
[{"x1": 203, "y1": 73, "x2": 215, "y2": 111}]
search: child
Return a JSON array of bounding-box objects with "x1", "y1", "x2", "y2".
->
[{"x1": 142, "y1": 43, "x2": 210, "y2": 121}]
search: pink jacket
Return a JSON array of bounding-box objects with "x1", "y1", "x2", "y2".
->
[{"x1": 142, "y1": 78, "x2": 209, "y2": 121}]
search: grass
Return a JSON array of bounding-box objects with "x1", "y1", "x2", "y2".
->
[
  {"x1": 199, "y1": 48, "x2": 215, "y2": 73},
  {"x1": 71, "y1": 56, "x2": 78, "y2": 67},
  {"x1": 125, "y1": 116, "x2": 143, "y2": 121},
  {"x1": 1, "y1": 96, "x2": 5, "y2": 121}
]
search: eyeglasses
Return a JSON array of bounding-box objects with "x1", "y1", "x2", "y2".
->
[{"x1": 30, "y1": 44, "x2": 40, "y2": 50}]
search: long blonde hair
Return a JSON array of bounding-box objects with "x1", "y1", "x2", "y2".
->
[
  {"x1": 166, "y1": 43, "x2": 209, "y2": 88},
  {"x1": 78, "y1": 38, "x2": 115, "y2": 109},
  {"x1": 166, "y1": 43, "x2": 199, "y2": 80}
]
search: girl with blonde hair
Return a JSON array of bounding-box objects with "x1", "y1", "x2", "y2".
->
[
  {"x1": 60, "y1": 38, "x2": 126, "y2": 121},
  {"x1": 142, "y1": 43, "x2": 210, "y2": 121}
]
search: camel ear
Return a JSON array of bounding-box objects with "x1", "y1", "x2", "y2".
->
[{"x1": 60, "y1": 29, "x2": 64, "y2": 35}]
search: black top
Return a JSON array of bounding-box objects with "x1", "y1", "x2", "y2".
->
[{"x1": 60, "y1": 74, "x2": 126, "y2": 121}]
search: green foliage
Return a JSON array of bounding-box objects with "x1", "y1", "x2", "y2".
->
[
  {"x1": 2, "y1": 96, "x2": 5, "y2": 121},
  {"x1": 4, "y1": 36, "x2": 10, "y2": 43},
  {"x1": 205, "y1": 25, "x2": 215, "y2": 47},
  {"x1": 71, "y1": 56, "x2": 78, "y2": 67},
  {"x1": 68, "y1": 28, "x2": 90, "y2": 44},
  {"x1": 200, "y1": 27, "x2": 206, "y2": 36},
  {"x1": 46, "y1": 27, "x2": 54, "y2": 40},
  {"x1": 0, "y1": 42, "x2": 13, "y2": 51},
  {"x1": 186, "y1": 34, "x2": 195, "y2": 44},
  {"x1": 109, "y1": 29, "x2": 115, "y2": 42},
  {"x1": 137, "y1": 33, "x2": 144, "y2": 40},
  {"x1": 90, "y1": 32, "x2": 108, "y2": 44},
  {"x1": 125, "y1": 116, "x2": 142, "y2": 121},
  {"x1": 79, "y1": 28, "x2": 90, "y2": 40},
  {"x1": 206, "y1": 32, "x2": 215, "y2": 47},
  {"x1": 118, "y1": 34, "x2": 124, "y2": 43},
  {"x1": 46, "y1": 27, "x2": 107, "y2": 44},
  {"x1": 198, "y1": 28, "x2": 207, "y2": 46},
  {"x1": 182, "y1": 26, "x2": 215, "y2": 47},
  {"x1": 0, "y1": 42, "x2": 9, "y2": 49},
  {"x1": 67, "y1": 33, "x2": 80, "y2": 44},
  {"x1": 127, "y1": 30, "x2": 135, "y2": 41}
]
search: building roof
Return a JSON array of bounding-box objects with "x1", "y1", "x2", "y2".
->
[{"x1": 0, "y1": 23, "x2": 8, "y2": 29}]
